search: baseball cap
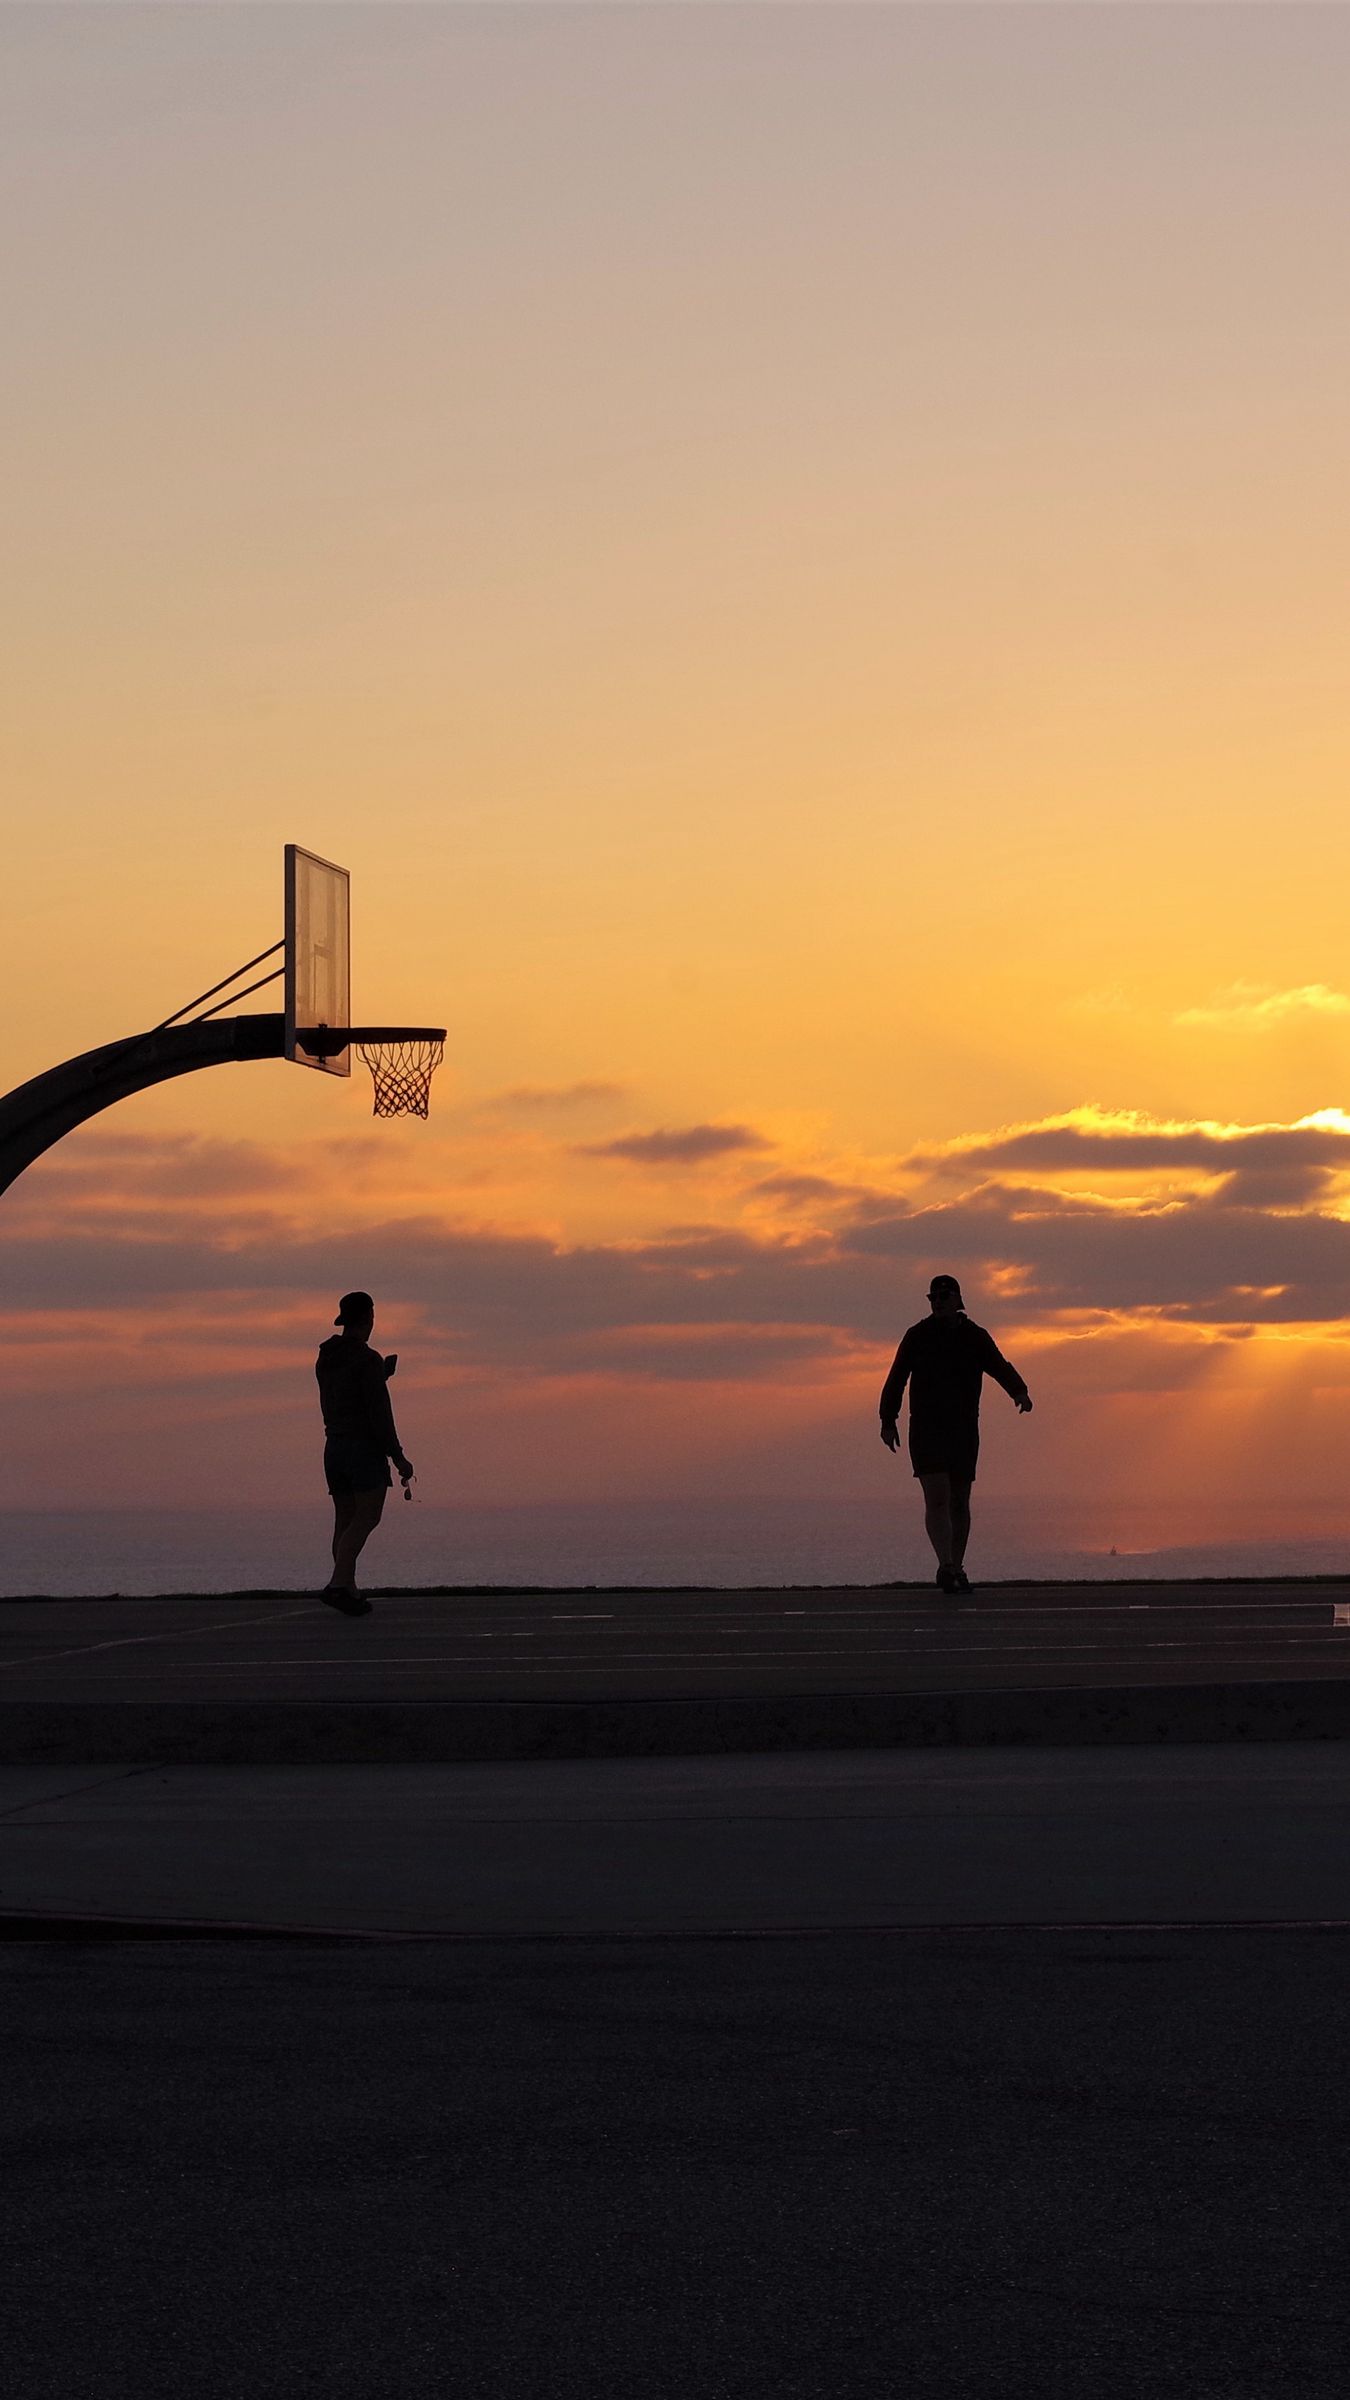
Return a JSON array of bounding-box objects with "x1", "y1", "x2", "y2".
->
[{"x1": 928, "y1": 1274, "x2": 963, "y2": 1303}]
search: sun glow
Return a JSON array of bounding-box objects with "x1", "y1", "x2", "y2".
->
[{"x1": 3, "y1": 6, "x2": 1350, "y2": 1539}]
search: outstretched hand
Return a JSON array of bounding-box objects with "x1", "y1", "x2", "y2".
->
[
  {"x1": 880, "y1": 1421, "x2": 901, "y2": 1453},
  {"x1": 1017, "y1": 1396, "x2": 1033, "y2": 1414}
]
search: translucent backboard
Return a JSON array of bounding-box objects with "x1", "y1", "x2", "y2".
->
[{"x1": 284, "y1": 845, "x2": 350, "y2": 1076}]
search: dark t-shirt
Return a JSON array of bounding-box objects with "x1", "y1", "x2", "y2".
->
[
  {"x1": 879, "y1": 1315, "x2": 1028, "y2": 1444},
  {"x1": 315, "y1": 1335, "x2": 401, "y2": 1457}
]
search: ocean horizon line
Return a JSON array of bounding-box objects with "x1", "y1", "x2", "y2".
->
[{"x1": 2, "y1": 1497, "x2": 1349, "y2": 1599}]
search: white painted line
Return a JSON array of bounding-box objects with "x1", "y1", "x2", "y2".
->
[
  {"x1": 307, "y1": 1599, "x2": 1335, "y2": 1626},
  {"x1": 357, "y1": 1603, "x2": 1335, "y2": 1622},
  {"x1": 0, "y1": 1605, "x2": 317, "y2": 1675},
  {"x1": 59, "y1": 1635, "x2": 1350, "y2": 1676}
]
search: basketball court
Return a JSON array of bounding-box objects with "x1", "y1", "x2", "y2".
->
[
  {"x1": 1, "y1": 1580, "x2": 1348, "y2": 1709},
  {"x1": 3, "y1": 869, "x2": 1349, "y2": 1736}
]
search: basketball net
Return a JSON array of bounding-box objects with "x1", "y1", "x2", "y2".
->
[{"x1": 355, "y1": 1036, "x2": 445, "y2": 1119}]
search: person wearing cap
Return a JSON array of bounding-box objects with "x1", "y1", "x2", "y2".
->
[
  {"x1": 879, "y1": 1275, "x2": 1031, "y2": 1593},
  {"x1": 314, "y1": 1291, "x2": 414, "y2": 1613}
]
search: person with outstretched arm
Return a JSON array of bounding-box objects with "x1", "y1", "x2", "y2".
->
[
  {"x1": 879, "y1": 1274, "x2": 1031, "y2": 1593},
  {"x1": 315, "y1": 1290, "x2": 413, "y2": 1614}
]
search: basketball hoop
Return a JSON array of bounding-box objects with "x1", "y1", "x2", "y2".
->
[
  {"x1": 295, "y1": 1026, "x2": 446, "y2": 1116},
  {"x1": 354, "y1": 1031, "x2": 446, "y2": 1120},
  {"x1": 0, "y1": 846, "x2": 451, "y2": 1206}
]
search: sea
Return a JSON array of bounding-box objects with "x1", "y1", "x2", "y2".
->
[{"x1": 2, "y1": 1497, "x2": 1348, "y2": 1596}]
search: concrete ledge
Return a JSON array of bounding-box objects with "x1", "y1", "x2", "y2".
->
[{"x1": 3, "y1": 1680, "x2": 1350, "y2": 1764}]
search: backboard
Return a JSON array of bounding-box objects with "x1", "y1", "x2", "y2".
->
[{"x1": 284, "y1": 845, "x2": 350, "y2": 1076}]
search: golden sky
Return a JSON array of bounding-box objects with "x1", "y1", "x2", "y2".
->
[{"x1": 3, "y1": 6, "x2": 1350, "y2": 1530}]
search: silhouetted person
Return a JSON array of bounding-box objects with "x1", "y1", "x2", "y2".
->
[
  {"x1": 879, "y1": 1274, "x2": 1031, "y2": 1593},
  {"x1": 316, "y1": 1291, "x2": 413, "y2": 1614}
]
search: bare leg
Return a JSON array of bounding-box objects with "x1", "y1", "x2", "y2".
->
[
  {"x1": 329, "y1": 1488, "x2": 387, "y2": 1593},
  {"x1": 950, "y1": 1480, "x2": 973, "y2": 1569},
  {"x1": 329, "y1": 1495, "x2": 357, "y2": 1575},
  {"x1": 918, "y1": 1472, "x2": 954, "y2": 1571}
]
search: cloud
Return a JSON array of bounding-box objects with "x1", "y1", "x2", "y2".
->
[
  {"x1": 551, "y1": 1323, "x2": 851, "y2": 1382},
  {"x1": 1175, "y1": 984, "x2": 1350, "y2": 1030},
  {"x1": 751, "y1": 1171, "x2": 871, "y2": 1211},
  {"x1": 844, "y1": 1183, "x2": 1350, "y2": 1323},
  {"x1": 487, "y1": 1080, "x2": 630, "y2": 1114},
  {"x1": 15, "y1": 1131, "x2": 299, "y2": 1204},
  {"x1": 0, "y1": 1210, "x2": 895, "y2": 1366},
  {"x1": 941, "y1": 1106, "x2": 1350, "y2": 1179},
  {"x1": 1208, "y1": 1165, "x2": 1336, "y2": 1211},
  {"x1": 7, "y1": 1163, "x2": 1349, "y2": 1376},
  {"x1": 578, "y1": 1123, "x2": 774, "y2": 1166},
  {"x1": 10, "y1": 1102, "x2": 1350, "y2": 1415}
]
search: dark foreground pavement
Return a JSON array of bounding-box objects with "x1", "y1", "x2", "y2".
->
[
  {"x1": 3, "y1": 1928, "x2": 1347, "y2": 2399},
  {"x1": 5, "y1": 1745, "x2": 1350, "y2": 1932}
]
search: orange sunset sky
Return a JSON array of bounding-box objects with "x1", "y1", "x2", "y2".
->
[{"x1": 4, "y1": 5, "x2": 1350, "y2": 1539}]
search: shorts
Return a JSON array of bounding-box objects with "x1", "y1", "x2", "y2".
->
[
  {"x1": 909, "y1": 1427, "x2": 979, "y2": 1485},
  {"x1": 324, "y1": 1437, "x2": 392, "y2": 1498}
]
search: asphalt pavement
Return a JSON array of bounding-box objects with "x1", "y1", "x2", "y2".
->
[
  {"x1": 5, "y1": 1590, "x2": 1348, "y2": 2398},
  {"x1": 4, "y1": 1743, "x2": 1350, "y2": 1934},
  {"x1": 2, "y1": 1579, "x2": 1349, "y2": 1700},
  {"x1": 4, "y1": 1926, "x2": 1347, "y2": 2398}
]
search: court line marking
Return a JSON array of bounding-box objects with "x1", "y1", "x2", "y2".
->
[
  {"x1": 0, "y1": 1606, "x2": 317, "y2": 1676},
  {"x1": 18, "y1": 1620, "x2": 1344, "y2": 1662},
  {"x1": 0, "y1": 1766, "x2": 153, "y2": 1821},
  {"x1": 20, "y1": 1626, "x2": 1350, "y2": 1664},
  {"x1": 35, "y1": 1638, "x2": 1350, "y2": 1679},
  {"x1": 283, "y1": 1601, "x2": 1340, "y2": 1623},
  {"x1": 46, "y1": 1605, "x2": 1328, "y2": 1642},
  {"x1": 1, "y1": 1603, "x2": 1335, "y2": 1654}
]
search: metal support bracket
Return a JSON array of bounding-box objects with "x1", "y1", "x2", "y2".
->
[{"x1": 0, "y1": 1014, "x2": 286, "y2": 1201}]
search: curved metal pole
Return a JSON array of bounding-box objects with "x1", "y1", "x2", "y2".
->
[{"x1": 0, "y1": 1014, "x2": 286, "y2": 1200}]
